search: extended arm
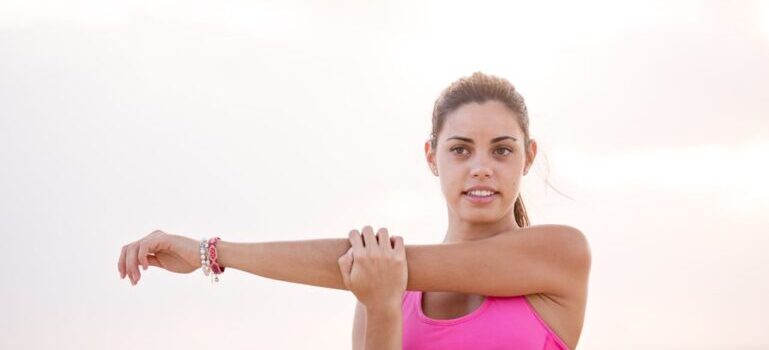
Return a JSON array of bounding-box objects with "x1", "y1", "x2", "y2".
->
[
  {"x1": 216, "y1": 224, "x2": 590, "y2": 298},
  {"x1": 216, "y1": 237, "x2": 351, "y2": 290}
]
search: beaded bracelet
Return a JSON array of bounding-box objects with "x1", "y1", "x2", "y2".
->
[
  {"x1": 199, "y1": 237, "x2": 211, "y2": 278},
  {"x1": 207, "y1": 236, "x2": 225, "y2": 283}
]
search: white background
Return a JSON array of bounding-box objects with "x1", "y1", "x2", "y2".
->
[{"x1": 1, "y1": 0, "x2": 768, "y2": 349}]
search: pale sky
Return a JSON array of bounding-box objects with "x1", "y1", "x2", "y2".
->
[{"x1": 1, "y1": 0, "x2": 768, "y2": 349}]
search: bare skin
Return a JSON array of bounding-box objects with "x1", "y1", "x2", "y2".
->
[
  {"x1": 117, "y1": 227, "x2": 588, "y2": 349},
  {"x1": 116, "y1": 100, "x2": 591, "y2": 349},
  {"x1": 337, "y1": 226, "x2": 407, "y2": 350},
  {"x1": 422, "y1": 100, "x2": 588, "y2": 349},
  {"x1": 349, "y1": 100, "x2": 590, "y2": 349}
]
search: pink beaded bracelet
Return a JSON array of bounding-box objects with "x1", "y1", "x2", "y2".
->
[{"x1": 207, "y1": 237, "x2": 225, "y2": 282}]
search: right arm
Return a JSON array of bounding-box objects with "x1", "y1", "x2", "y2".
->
[
  {"x1": 121, "y1": 224, "x2": 590, "y2": 300},
  {"x1": 216, "y1": 224, "x2": 590, "y2": 298},
  {"x1": 215, "y1": 237, "x2": 352, "y2": 290}
]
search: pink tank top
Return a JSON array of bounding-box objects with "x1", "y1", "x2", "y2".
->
[{"x1": 401, "y1": 290, "x2": 570, "y2": 350}]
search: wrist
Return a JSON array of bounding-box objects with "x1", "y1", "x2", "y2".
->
[
  {"x1": 215, "y1": 240, "x2": 234, "y2": 268},
  {"x1": 364, "y1": 300, "x2": 402, "y2": 315}
]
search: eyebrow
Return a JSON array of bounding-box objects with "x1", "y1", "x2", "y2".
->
[{"x1": 445, "y1": 135, "x2": 518, "y2": 144}]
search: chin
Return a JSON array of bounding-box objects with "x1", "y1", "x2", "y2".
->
[{"x1": 460, "y1": 212, "x2": 501, "y2": 223}]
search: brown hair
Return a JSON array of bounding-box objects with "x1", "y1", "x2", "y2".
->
[{"x1": 429, "y1": 71, "x2": 533, "y2": 228}]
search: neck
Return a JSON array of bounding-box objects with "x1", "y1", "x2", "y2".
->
[{"x1": 443, "y1": 209, "x2": 520, "y2": 243}]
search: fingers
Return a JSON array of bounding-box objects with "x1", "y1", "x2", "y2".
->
[
  {"x1": 138, "y1": 241, "x2": 150, "y2": 272},
  {"x1": 348, "y1": 229, "x2": 365, "y2": 260},
  {"x1": 119, "y1": 241, "x2": 140, "y2": 284},
  {"x1": 361, "y1": 226, "x2": 377, "y2": 249},
  {"x1": 392, "y1": 235, "x2": 405, "y2": 257},
  {"x1": 118, "y1": 245, "x2": 127, "y2": 279},
  {"x1": 125, "y1": 242, "x2": 140, "y2": 285},
  {"x1": 128, "y1": 238, "x2": 155, "y2": 285},
  {"x1": 376, "y1": 227, "x2": 391, "y2": 251},
  {"x1": 119, "y1": 230, "x2": 168, "y2": 285},
  {"x1": 350, "y1": 225, "x2": 400, "y2": 257}
]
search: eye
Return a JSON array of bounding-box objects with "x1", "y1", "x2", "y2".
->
[
  {"x1": 450, "y1": 146, "x2": 468, "y2": 155},
  {"x1": 495, "y1": 147, "x2": 513, "y2": 156}
]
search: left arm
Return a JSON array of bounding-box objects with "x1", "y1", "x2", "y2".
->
[{"x1": 364, "y1": 303, "x2": 402, "y2": 350}]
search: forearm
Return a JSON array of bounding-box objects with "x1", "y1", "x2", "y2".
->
[
  {"x1": 216, "y1": 238, "x2": 351, "y2": 290},
  {"x1": 364, "y1": 304, "x2": 403, "y2": 350}
]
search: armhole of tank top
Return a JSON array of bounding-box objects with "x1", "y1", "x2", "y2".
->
[{"x1": 524, "y1": 296, "x2": 570, "y2": 350}]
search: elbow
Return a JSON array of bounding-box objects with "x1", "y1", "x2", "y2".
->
[{"x1": 564, "y1": 226, "x2": 592, "y2": 278}]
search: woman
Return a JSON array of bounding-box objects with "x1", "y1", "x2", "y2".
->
[{"x1": 117, "y1": 71, "x2": 591, "y2": 349}]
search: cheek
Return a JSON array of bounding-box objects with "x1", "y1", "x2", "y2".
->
[
  {"x1": 439, "y1": 177, "x2": 464, "y2": 198},
  {"x1": 440, "y1": 179, "x2": 459, "y2": 196}
]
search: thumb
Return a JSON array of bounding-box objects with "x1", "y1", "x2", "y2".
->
[
  {"x1": 337, "y1": 249, "x2": 353, "y2": 290},
  {"x1": 147, "y1": 255, "x2": 163, "y2": 268},
  {"x1": 138, "y1": 241, "x2": 152, "y2": 271},
  {"x1": 138, "y1": 237, "x2": 163, "y2": 271}
]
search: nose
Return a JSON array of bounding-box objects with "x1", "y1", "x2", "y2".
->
[{"x1": 470, "y1": 165, "x2": 492, "y2": 179}]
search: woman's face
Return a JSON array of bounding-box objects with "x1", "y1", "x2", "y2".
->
[{"x1": 425, "y1": 100, "x2": 536, "y2": 223}]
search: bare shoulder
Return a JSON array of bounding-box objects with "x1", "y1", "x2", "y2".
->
[
  {"x1": 527, "y1": 223, "x2": 592, "y2": 289},
  {"x1": 526, "y1": 223, "x2": 588, "y2": 242},
  {"x1": 522, "y1": 224, "x2": 591, "y2": 349},
  {"x1": 514, "y1": 223, "x2": 591, "y2": 317},
  {"x1": 522, "y1": 223, "x2": 592, "y2": 271}
]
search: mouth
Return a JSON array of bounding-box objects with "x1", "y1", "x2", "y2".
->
[{"x1": 462, "y1": 191, "x2": 499, "y2": 204}]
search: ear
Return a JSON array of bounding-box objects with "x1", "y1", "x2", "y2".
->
[
  {"x1": 424, "y1": 139, "x2": 438, "y2": 176},
  {"x1": 524, "y1": 138, "x2": 537, "y2": 175}
]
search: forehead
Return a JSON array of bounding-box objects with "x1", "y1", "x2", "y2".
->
[{"x1": 441, "y1": 100, "x2": 522, "y2": 139}]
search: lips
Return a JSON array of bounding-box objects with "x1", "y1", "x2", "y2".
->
[
  {"x1": 462, "y1": 191, "x2": 498, "y2": 204},
  {"x1": 462, "y1": 185, "x2": 499, "y2": 193}
]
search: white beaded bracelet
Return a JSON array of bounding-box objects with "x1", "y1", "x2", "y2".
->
[{"x1": 200, "y1": 237, "x2": 211, "y2": 277}]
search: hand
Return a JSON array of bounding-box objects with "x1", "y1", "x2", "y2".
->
[
  {"x1": 337, "y1": 225, "x2": 407, "y2": 309},
  {"x1": 118, "y1": 230, "x2": 201, "y2": 285}
]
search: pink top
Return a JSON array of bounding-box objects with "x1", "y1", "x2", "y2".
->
[{"x1": 401, "y1": 290, "x2": 570, "y2": 350}]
